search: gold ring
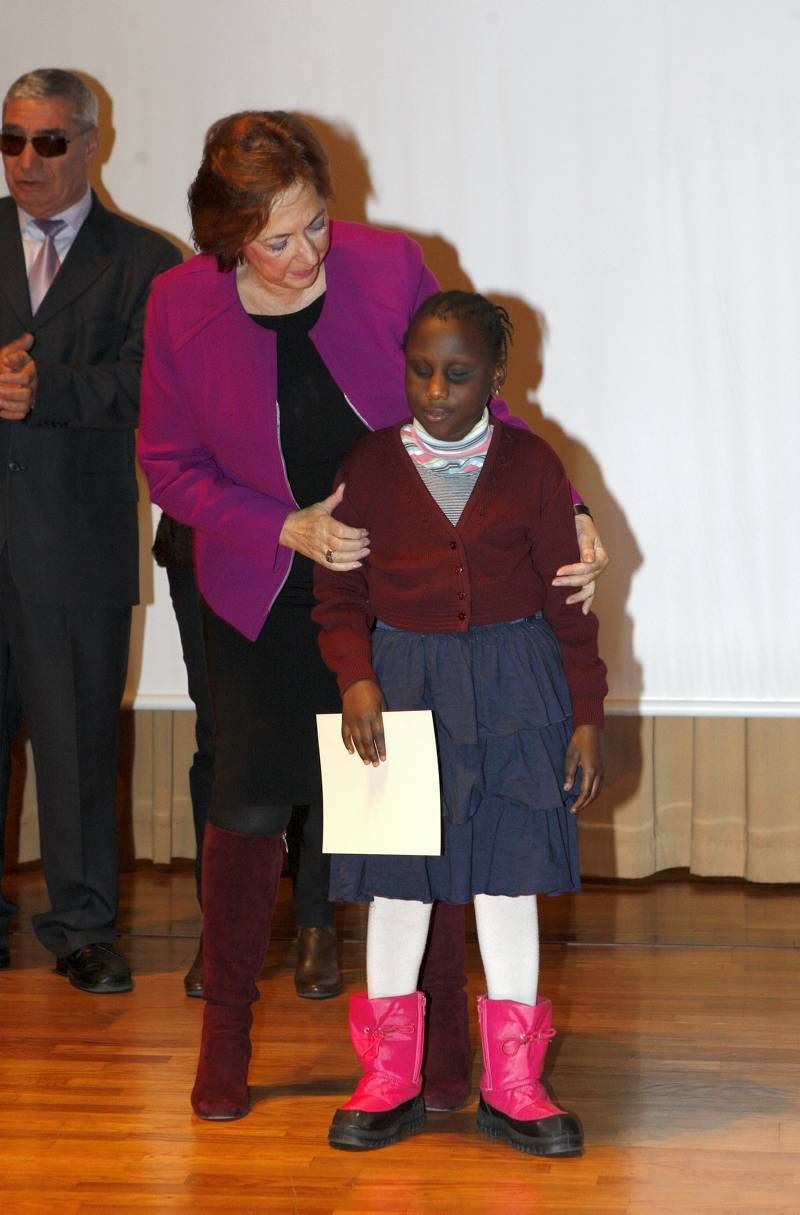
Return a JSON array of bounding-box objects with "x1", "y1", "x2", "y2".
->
[{"x1": 325, "y1": 548, "x2": 334, "y2": 563}]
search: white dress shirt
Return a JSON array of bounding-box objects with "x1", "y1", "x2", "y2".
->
[{"x1": 17, "y1": 186, "x2": 93, "y2": 274}]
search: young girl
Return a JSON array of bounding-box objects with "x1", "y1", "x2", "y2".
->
[{"x1": 312, "y1": 291, "x2": 606, "y2": 1158}]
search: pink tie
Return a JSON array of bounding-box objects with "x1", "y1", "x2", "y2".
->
[{"x1": 28, "y1": 218, "x2": 66, "y2": 314}]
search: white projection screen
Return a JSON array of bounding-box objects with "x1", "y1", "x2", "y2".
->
[{"x1": 2, "y1": 0, "x2": 795, "y2": 716}]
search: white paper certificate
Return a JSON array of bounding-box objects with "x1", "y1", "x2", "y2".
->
[{"x1": 317, "y1": 710, "x2": 442, "y2": 856}]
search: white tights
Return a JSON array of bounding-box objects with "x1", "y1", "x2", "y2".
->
[{"x1": 366, "y1": 893, "x2": 539, "y2": 1005}]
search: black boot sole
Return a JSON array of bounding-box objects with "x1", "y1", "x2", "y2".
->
[
  {"x1": 476, "y1": 1097, "x2": 584, "y2": 1157},
  {"x1": 328, "y1": 1095, "x2": 426, "y2": 1151}
]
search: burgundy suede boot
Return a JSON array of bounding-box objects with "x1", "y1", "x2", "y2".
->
[
  {"x1": 419, "y1": 901, "x2": 472, "y2": 1111},
  {"x1": 190, "y1": 823, "x2": 284, "y2": 1120}
]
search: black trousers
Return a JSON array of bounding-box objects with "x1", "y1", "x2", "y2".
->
[
  {"x1": 0, "y1": 549, "x2": 130, "y2": 956},
  {"x1": 166, "y1": 564, "x2": 215, "y2": 903},
  {"x1": 168, "y1": 565, "x2": 333, "y2": 928},
  {"x1": 0, "y1": 655, "x2": 22, "y2": 931}
]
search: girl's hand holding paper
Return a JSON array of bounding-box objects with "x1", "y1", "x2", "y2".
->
[{"x1": 342, "y1": 680, "x2": 388, "y2": 766}]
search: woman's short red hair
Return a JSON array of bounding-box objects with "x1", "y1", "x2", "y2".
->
[{"x1": 189, "y1": 111, "x2": 332, "y2": 271}]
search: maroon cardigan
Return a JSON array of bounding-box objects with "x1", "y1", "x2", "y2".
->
[{"x1": 313, "y1": 419, "x2": 607, "y2": 727}]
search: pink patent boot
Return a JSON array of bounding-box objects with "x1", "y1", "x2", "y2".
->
[
  {"x1": 328, "y1": 991, "x2": 427, "y2": 1150},
  {"x1": 476, "y1": 994, "x2": 584, "y2": 1157}
]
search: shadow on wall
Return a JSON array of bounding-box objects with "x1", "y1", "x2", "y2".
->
[
  {"x1": 309, "y1": 113, "x2": 645, "y2": 878},
  {"x1": 86, "y1": 73, "x2": 193, "y2": 257},
  {"x1": 489, "y1": 291, "x2": 644, "y2": 879}
]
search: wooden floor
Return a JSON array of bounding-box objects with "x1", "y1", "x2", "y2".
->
[{"x1": 1, "y1": 868, "x2": 799, "y2": 1214}]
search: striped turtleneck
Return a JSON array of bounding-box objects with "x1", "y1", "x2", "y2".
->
[
  {"x1": 401, "y1": 408, "x2": 493, "y2": 525},
  {"x1": 401, "y1": 407, "x2": 492, "y2": 474}
]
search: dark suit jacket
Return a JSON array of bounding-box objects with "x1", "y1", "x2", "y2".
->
[{"x1": 0, "y1": 193, "x2": 180, "y2": 606}]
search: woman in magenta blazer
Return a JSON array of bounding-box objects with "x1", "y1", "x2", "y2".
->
[{"x1": 138, "y1": 111, "x2": 607, "y2": 1123}]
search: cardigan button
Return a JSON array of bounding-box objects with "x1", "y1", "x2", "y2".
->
[
  {"x1": 449, "y1": 541, "x2": 457, "y2": 550},
  {"x1": 458, "y1": 591, "x2": 466, "y2": 601},
  {"x1": 453, "y1": 566, "x2": 463, "y2": 575},
  {"x1": 458, "y1": 611, "x2": 466, "y2": 621}
]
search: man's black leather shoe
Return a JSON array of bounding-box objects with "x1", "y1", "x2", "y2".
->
[
  {"x1": 0, "y1": 939, "x2": 9, "y2": 970},
  {"x1": 55, "y1": 944, "x2": 133, "y2": 993}
]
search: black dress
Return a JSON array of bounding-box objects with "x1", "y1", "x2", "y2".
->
[{"x1": 204, "y1": 294, "x2": 369, "y2": 823}]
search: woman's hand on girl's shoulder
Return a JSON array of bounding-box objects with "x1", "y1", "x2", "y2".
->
[
  {"x1": 342, "y1": 680, "x2": 388, "y2": 766},
  {"x1": 563, "y1": 724, "x2": 604, "y2": 811},
  {"x1": 552, "y1": 515, "x2": 609, "y2": 614},
  {"x1": 280, "y1": 482, "x2": 370, "y2": 571}
]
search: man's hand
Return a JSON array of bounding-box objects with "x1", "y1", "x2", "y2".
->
[
  {"x1": 0, "y1": 334, "x2": 37, "y2": 420},
  {"x1": 552, "y1": 514, "x2": 609, "y2": 614},
  {"x1": 341, "y1": 679, "x2": 388, "y2": 766}
]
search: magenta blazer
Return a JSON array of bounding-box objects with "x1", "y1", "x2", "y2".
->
[
  {"x1": 138, "y1": 221, "x2": 446, "y2": 638},
  {"x1": 137, "y1": 219, "x2": 566, "y2": 640}
]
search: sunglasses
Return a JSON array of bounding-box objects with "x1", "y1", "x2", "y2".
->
[{"x1": 0, "y1": 129, "x2": 89, "y2": 158}]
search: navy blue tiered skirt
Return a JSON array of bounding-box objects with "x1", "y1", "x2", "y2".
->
[{"x1": 329, "y1": 613, "x2": 581, "y2": 905}]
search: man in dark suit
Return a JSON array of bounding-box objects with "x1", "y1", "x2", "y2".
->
[{"x1": 0, "y1": 68, "x2": 180, "y2": 989}]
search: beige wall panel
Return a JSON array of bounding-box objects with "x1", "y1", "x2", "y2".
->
[
  {"x1": 653, "y1": 717, "x2": 693, "y2": 872},
  {"x1": 6, "y1": 714, "x2": 800, "y2": 884},
  {"x1": 745, "y1": 718, "x2": 800, "y2": 884},
  {"x1": 16, "y1": 740, "x2": 39, "y2": 865},
  {"x1": 691, "y1": 718, "x2": 747, "y2": 876},
  {"x1": 579, "y1": 716, "x2": 655, "y2": 879},
  {"x1": 131, "y1": 710, "x2": 155, "y2": 861},
  {"x1": 170, "y1": 711, "x2": 198, "y2": 860},
  {"x1": 149, "y1": 712, "x2": 175, "y2": 867}
]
